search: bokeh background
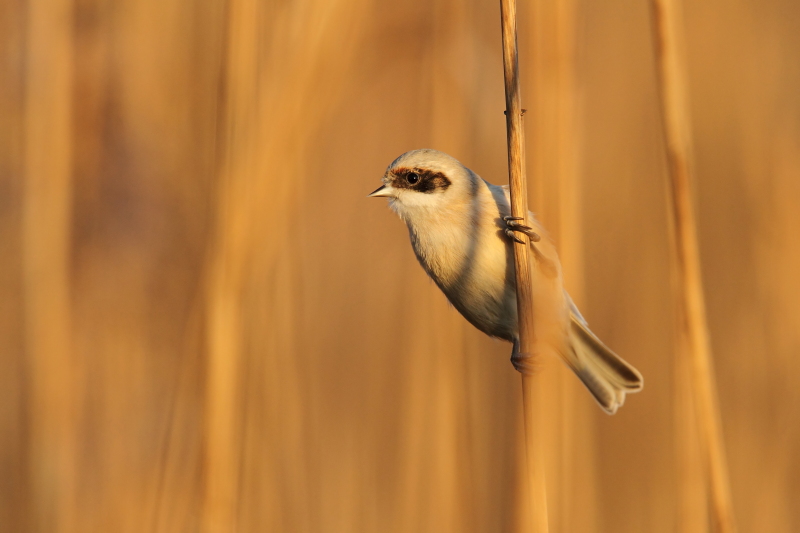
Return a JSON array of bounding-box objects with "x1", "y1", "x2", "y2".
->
[{"x1": 2, "y1": 0, "x2": 799, "y2": 531}]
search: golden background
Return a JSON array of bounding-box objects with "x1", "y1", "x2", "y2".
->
[{"x1": 1, "y1": 0, "x2": 798, "y2": 531}]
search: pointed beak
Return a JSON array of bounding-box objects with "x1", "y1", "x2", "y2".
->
[{"x1": 367, "y1": 184, "x2": 393, "y2": 198}]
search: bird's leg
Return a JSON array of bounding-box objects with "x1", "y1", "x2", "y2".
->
[
  {"x1": 503, "y1": 216, "x2": 541, "y2": 244},
  {"x1": 510, "y1": 338, "x2": 536, "y2": 375}
]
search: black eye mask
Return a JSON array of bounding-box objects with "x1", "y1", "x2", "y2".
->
[{"x1": 390, "y1": 167, "x2": 452, "y2": 194}]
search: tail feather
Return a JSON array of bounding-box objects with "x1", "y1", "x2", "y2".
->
[{"x1": 565, "y1": 313, "x2": 644, "y2": 415}]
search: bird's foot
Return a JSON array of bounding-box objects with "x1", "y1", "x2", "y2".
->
[
  {"x1": 503, "y1": 216, "x2": 541, "y2": 244},
  {"x1": 511, "y1": 351, "x2": 537, "y2": 375}
]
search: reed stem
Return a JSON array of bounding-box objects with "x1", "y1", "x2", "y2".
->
[
  {"x1": 23, "y1": 0, "x2": 77, "y2": 530},
  {"x1": 650, "y1": 1, "x2": 737, "y2": 531},
  {"x1": 499, "y1": 0, "x2": 549, "y2": 531}
]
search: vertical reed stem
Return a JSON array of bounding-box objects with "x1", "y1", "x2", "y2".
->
[
  {"x1": 499, "y1": 0, "x2": 549, "y2": 531},
  {"x1": 23, "y1": 0, "x2": 77, "y2": 530},
  {"x1": 202, "y1": 1, "x2": 254, "y2": 529},
  {"x1": 650, "y1": 1, "x2": 737, "y2": 531}
]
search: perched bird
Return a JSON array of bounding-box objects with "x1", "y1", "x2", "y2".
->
[{"x1": 369, "y1": 149, "x2": 643, "y2": 414}]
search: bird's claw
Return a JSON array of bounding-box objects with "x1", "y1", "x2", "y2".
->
[
  {"x1": 503, "y1": 216, "x2": 541, "y2": 243},
  {"x1": 511, "y1": 351, "x2": 537, "y2": 375},
  {"x1": 505, "y1": 228, "x2": 526, "y2": 244}
]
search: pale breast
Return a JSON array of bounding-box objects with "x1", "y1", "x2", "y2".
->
[{"x1": 407, "y1": 190, "x2": 518, "y2": 341}]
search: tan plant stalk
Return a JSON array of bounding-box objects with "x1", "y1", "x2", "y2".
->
[
  {"x1": 22, "y1": 0, "x2": 78, "y2": 531},
  {"x1": 527, "y1": 0, "x2": 592, "y2": 528},
  {"x1": 499, "y1": 0, "x2": 550, "y2": 531},
  {"x1": 650, "y1": 0, "x2": 737, "y2": 531}
]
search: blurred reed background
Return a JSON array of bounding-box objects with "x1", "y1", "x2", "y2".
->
[{"x1": 1, "y1": 0, "x2": 799, "y2": 531}]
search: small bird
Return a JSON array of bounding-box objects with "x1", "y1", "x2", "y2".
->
[{"x1": 369, "y1": 149, "x2": 643, "y2": 414}]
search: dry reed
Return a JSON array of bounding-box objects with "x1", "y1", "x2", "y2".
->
[
  {"x1": 650, "y1": 0, "x2": 737, "y2": 531},
  {"x1": 499, "y1": 0, "x2": 550, "y2": 531},
  {"x1": 527, "y1": 0, "x2": 596, "y2": 529},
  {"x1": 22, "y1": 1, "x2": 76, "y2": 531}
]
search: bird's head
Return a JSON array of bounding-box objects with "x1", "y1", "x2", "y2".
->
[{"x1": 368, "y1": 149, "x2": 479, "y2": 222}]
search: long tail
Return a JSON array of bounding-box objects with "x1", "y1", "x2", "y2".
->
[{"x1": 564, "y1": 310, "x2": 644, "y2": 415}]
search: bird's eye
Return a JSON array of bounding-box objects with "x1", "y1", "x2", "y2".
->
[{"x1": 406, "y1": 172, "x2": 420, "y2": 185}]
